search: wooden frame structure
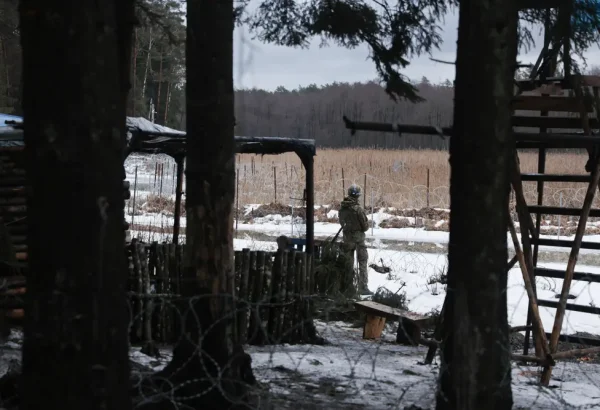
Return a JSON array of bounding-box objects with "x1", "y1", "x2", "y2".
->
[
  {"x1": 343, "y1": 73, "x2": 600, "y2": 384},
  {"x1": 341, "y1": 1, "x2": 600, "y2": 382},
  {"x1": 0, "y1": 120, "x2": 319, "y2": 261},
  {"x1": 125, "y1": 126, "x2": 317, "y2": 256}
]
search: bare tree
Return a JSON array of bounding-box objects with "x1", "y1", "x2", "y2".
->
[
  {"x1": 19, "y1": 0, "x2": 135, "y2": 408},
  {"x1": 436, "y1": 0, "x2": 518, "y2": 409}
]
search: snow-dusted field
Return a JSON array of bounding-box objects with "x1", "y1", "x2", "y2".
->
[{"x1": 125, "y1": 320, "x2": 600, "y2": 409}]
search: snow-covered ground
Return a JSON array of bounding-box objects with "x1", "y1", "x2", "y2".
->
[
  {"x1": 126, "y1": 320, "x2": 600, "y2": 409},
  {"x1": 128, "y1": 209, "x2": 600, "y2": 336},
  {"x1": 119, "y1": 154, "x2": 600, "y2": 408}
]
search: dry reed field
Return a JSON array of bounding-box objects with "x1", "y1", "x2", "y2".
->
[{"x1": 235, "y1": 148, "x2": 596, "y2": 209}]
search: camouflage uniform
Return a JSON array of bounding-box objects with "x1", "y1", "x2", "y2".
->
[{"x1": 338, "y1": 186, "x2": 370, "y2": 294}]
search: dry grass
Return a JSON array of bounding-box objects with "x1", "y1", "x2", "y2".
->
[{"x1": 235, "y1": 149, "x2": 596, "y2": 209}]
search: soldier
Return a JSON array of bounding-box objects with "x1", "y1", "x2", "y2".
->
[{"x1": 338, "y1": 184, "x2": 371, "y2": 295}]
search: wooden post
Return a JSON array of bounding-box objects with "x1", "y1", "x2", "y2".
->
[
  {"x1": 163, "y1": 244, "x2": 172, "y2": 341},
  {"x1": 341, "y1": 168, "x2": 345, "y2": 198},
  {"x1": 237, "y1": 249, "x2": 251, "y2": 344},
  {"x1": 507, "y1": 217, "x2": 551, "y2": 359},
  {"x1": 131, "y1": 240, "x2": 142, "y2": 341},
  {"x1": 268, "y1": 250, "x2": 284, "y2": 343},
  {"x1": 363, "y1": 315, "x2": 386, "y2": 339},
  {"x1": 511, "y1": 154, "x2": 541, "y2": 357},
  {"x1": 282, "y1": 249, "x2": 296, "y2": 343},
  {"x1": 426, "y1": 168, "x2": 430, "y2": 208},
  {"x1": 158, "y1": 163, "x2": 164, "y2": 198},
  {"x1": 275, "y1": 250, "x2": 288, "y2": 341},
  {"x1": 273, "y1": 165, "x2": 277, "y2": 204},
  {"x1": 131, "y1": 166, "x2": 138, "y2": 229},
  {"x1": 248, "y1": 251, "x2": 266, "y2": 345},
  {"x1": 172, "y1": 156, "x2": 184, "y2": 244},
  {"x1": 363, "y1": 173, "x2": 367, "y2": 208},
  {"x1": 299, "y1": 252, "x2": 308, "y2": 342},
  {"x1": 158, "y1": 245, "x2": 168, "y2": 343},
  {"x1": 292, "y1": 253, "x2": 303, "y2": 343},
  {"x1": 140, "y1": 243, "x2": 153, "y2": 348},
  {"x1": 235, "y1": 169, "x2": 240, "y2": 232}
]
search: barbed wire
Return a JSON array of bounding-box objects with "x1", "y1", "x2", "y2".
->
[{"x1": 3, "y1": 238, "x2": 600, "y2": 409}]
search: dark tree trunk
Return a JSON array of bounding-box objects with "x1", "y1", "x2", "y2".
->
[
  {"x1": 142, "y1": 0, "x2": 254, "y2": 408},
  {"x1": 19, "y1": 1, "x2": 135, "y2": 409},
  {"x1": 436, "y1": 1, "x2": 518, "y2": 409}
]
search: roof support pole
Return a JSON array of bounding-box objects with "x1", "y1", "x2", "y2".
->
[
  {"x1": 302, "y1": 154, "x2": 314, "y2": 261},
  {"x1": 173, "y1": 155, "x2": 185, "y2": 244}
]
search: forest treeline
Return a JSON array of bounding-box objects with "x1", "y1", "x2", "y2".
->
[
  {"x1": 0, "y1": 0, "x2": 456, "y2": 150},
  {"x1": 2, "y1": 0, "x2": 595, "y2": 151}
]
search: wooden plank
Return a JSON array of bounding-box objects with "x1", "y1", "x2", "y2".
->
[
  {"x1": 538, "y1": 299, "x2": 600, "y2": 315},
  {"x1": 275, "y1": 250, "x2": 288, "y2": 341},
  {"x1": 292, "y1": 253, "x2": 303, "y2": 343},
  {"x1": 248, "y1": 251, "x2": 266, "y2": 345},
  {"x1": 140, "y1": 243, "x2": 152, "y2": 345},
  {"x1": 282, "y1": 249, "x2": 296, "y2": 343},
  {"x1": 299, "y1": 252, "x2": 308, "y2": 342},
  {"x1": 156, "y1": 244, "x2": 167, "y2": 343},
  {"x1": 532, "y1": 239, "x2": 600, "y2": 251},
  {"x1": 512, "y1": 115, "x2": 599, "y2": 130},
  {"x1": 516, "y1": 75, "x2": 600, "y2": 91},
  {"x1": 354, "y1": 300, "x2": 429, "y2": 323},
  {"x1": 535, "y1": 268, "x2": 600, "y2": 283},
  {"x1": 237, "y1": 248, "x2": 251, "y2": 344},
  {"x1": 520, "y1": 173, "x2": 591, "y2": 183},
  {"x1": 512, "y1": 95, "x2": 594, "y2": 112},
  {"x1": 163, "y1": 244, "x2": 172, "y2": 342},
  {"x1": 267, "y1": 250, "x2": 283, "y2": 343},
  {"x1": 527, "y1": 205, "x2": 600, "y2": 217}
]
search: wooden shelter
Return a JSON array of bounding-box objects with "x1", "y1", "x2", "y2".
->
[
  {"x1": 0, "y1": 119, "x2": 319, "y2": 346},
  {"x1": 0, "y1": 118, "x2": 318, "y2": 261},
  {"x1": 124, "y1": 119, "x2": 317, "y2": 254}
]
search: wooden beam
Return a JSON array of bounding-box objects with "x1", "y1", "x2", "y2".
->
[
  {"x1": 512, "y1": 116, "x2": 599, "y2": 130},
  {"x1": 512, "y1": 96, "x2": 594, "y2": 112},
  {"x1": 508, "y1": 217, "x2": 551, "y2": 360}
]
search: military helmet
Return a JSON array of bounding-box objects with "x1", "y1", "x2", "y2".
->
[{"x1": 348, "y1": 184, "x2": 361, "y2": 198}]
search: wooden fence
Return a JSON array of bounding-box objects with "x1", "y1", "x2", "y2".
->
[{"x1": 127, "y1": 240, "x2": 316, "y2": 346}]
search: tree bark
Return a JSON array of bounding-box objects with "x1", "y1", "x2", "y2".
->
[
  {"x1": 143, "y1": 0, "x2": 254, "y2": 407},
  {"x1": 19, "y1": 1, "x2": 134, "y2": 409},
  {"x1": 436, "y1": 1, "x2": 518, "y2": 409}
]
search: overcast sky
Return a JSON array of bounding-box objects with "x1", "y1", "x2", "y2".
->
[{"x1": 233, "y1": 10, "x2": 600, "y2": 91}]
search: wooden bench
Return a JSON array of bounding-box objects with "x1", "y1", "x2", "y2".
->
[{"x1": 354, "y1": 300, "x2": 431, "y2": 343}]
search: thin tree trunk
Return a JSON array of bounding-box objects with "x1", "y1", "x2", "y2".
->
[
  {"x1": 141, "y1": 27, "x2": 153, "y2": 100},
  {"x1": 156, "y1": 50, "x2": 163, "y2": 123},
  {"x1": 436, "y1": 1, "x2": 518, "y2": 409},
  {"x1": 131, "y1": 27, "x2": 138, "y2": 116},
  {"x1": 19, "y1": 1, "x2": 134, "y2": 409},
  {"x1": 142, "y1": 0, "x2": 254, "y2": 407},
  {"x1": 1, "y1": 38, "x2": 10, "y2": 101},
  {"x1": 164, "y1": 81, "x2": 171, "y2": 125}
]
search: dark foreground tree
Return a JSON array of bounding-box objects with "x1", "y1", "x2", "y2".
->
[
  {"x1": 436, "y1": 0, "x2": 518, "y2": 409},
  {"x1": 19, "y1": 1, "x2": 135, "y2": 409},
  {"x1": 143, "y1": 0, "x2": 255, "y2": 407}
]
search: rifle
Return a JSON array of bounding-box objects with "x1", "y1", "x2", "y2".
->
[{"x1": 331, "y1": 226, "x2": 343, "y2": 244}]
